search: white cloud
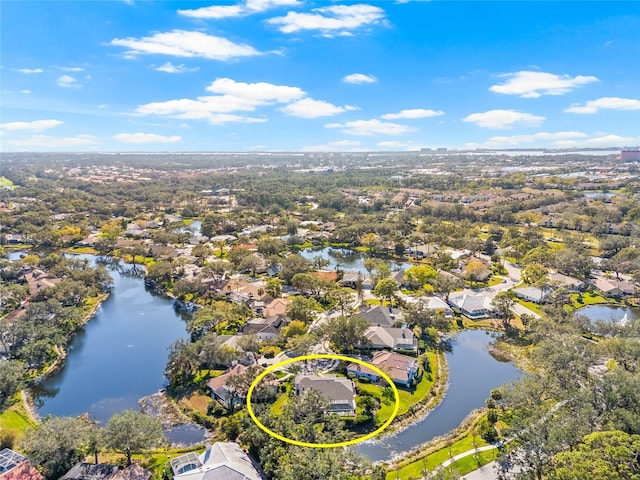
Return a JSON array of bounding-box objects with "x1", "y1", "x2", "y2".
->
[
  {"x1": 206, "y1": 77, "x2": 304, "y2": 102},
  {"x1": 381, "y1": 108, "x2": 444, "y2": 120},
  {"x1": 58, "y1": 66, "x2": 85, "y2": 72},
  {"x1": 468, "y1": 131, "x2": 637, "y2": 149},
  {"x1": 281, "y1": 98, "x2": 354, "y2": 118},
  {"x1": 325, "y1": 119, "x2": 414, "y2": 136},
  {"x1": 564, "y1": 97, "x2": 640, "y2": 114},
  {"x1": 136, "y1": 78, "x2": 304, "y2": 123},
  {"x1": 489, "y1": 71, "x2": 598, "y2": 98},
  {"x1": 20, "y1": 90, "x2": 31, "y2": 94},
  {"x1": 207, "y1": 114, "x2": 267, "y2": 124},
  {"x1": 110, "y1": 30, "x2": 260, "y2": 61},
  {"x1": 4, "y1": 135, "x2": 97, "y2": 148},
  {"x1": 0, "y1": 119, "x2": 63, "y2": 131},
  {"x1": 585, "y1": 134, "x2": 637, "y2": 145},
  {"x1": 57, "y1": 75, "x2": 80, "y2": 88},
  {"x1": 15, "y1": 68, "x2": 43, "y2": 74},
  {"x1": 376, "y1": 140, "x2": 417, "y2": 149},
  {"x1": 553, "y1": 135, "x2": 640, "y2": 148},
  {"x1": 154, "y1": 62, "x2": 199, "y2": 73},
  {"x1": 114, "y1": 133, "x2": 182, "y2": 144},
  {"x1": 343, "y1": 73, "x2": 377, "y2": 84},
  {"x1": 479, "y1": 131, "x2": 588, "y2": 147},
  {"x1": 463, "y1": 109, "x2": 545, "y2": 129},
  {"x1": 302, "y1": 139, "x2": 363, "y2": 151},
  {"x1": 179, "y1": 4, "x2": 244, "y2": 19},
  {"x1": 330, "y1": 140, "x2": 361, "y2": 146},
  {"x1": 179, "y1": 0, "x2": 300, "y2": 19},
  {"x1": 268, "y1": 4, "x2": 386, "y2": 35}
]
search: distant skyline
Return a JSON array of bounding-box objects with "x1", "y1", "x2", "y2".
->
[{"x1": 1, "y1": 1, "x2": 639, "y2": 152}]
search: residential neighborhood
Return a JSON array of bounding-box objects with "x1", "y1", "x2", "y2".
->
[{"x1": 1, "y1": 151, "x2": 639, "y2": 480}]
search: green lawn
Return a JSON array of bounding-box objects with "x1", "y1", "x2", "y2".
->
[
  {"x1": 0, "y1": 396, "x2": 37, "y2": 447},
  {"x1": 386, "y1": 427, "x2": 490, "y2": 479},
  {"x1": 515, "y1": 299, "x2": 544, "y2": 316},
  {"x1": 450, "y1": 448, "x2": 498, "y2": 476},
  {"x1": 269, "y1": 383, "x2": 291, "y2": 415},
  {"x1": 101, "y1": 446, "x2": 205, "y2": 480},
  {"x1": 0, "y1": 177, "x2": 14, "y2": 187},
  {"x1": 357, "y1": 352, "x2": 437, "y2": 426},
  {"x1": 571, "y1": 292, "x2": 612, "y2": 308},
  {"x1": 194, "y1": 369, "x2": 226, "y2": 382}
]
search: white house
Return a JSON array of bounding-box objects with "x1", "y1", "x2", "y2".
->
[
  {"x1": 448, "y1": 293, "x2": 493, "y2": 319},
  {"x1": 170, "y1": 442, "x2": 260, "y2": 480}
]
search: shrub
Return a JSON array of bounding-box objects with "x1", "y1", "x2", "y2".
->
[
  {"x1": 487, "y1": 409, "x2": 499, "y2": 424},
  {"x1": 479, "y1": 418, "x2": 498, "y2": 443}
]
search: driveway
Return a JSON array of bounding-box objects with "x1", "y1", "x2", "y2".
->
[
  {"x1": 460, "y1": 461, "x2": 500, "y2": 480},
  {"x1": 510, "y1": 301, "x2": 541, "y2": 319}
]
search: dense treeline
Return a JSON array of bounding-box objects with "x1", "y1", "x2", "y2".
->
[{"x1": 0, "y1": 254, "x2": 112, "y2": 411}]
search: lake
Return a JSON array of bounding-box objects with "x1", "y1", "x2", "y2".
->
[
  {"x1": 358, "y1": 329, "x2": 521, "y2": 462},
  {"x1": 577, "y1": 304, "x2": 640, "y2": 325},
  {"x1": 33, "y1": 256, "x2": 189, "y2": 425},
  {"x1": 300, "y1": 246, "x2": 411, "y2": 273}
]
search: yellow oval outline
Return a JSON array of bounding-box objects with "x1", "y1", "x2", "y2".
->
[{"x1": 246, "y1": 353, "x2": 400, "y2": 448}]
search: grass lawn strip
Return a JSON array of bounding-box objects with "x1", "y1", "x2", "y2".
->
[
  {"x1": 0, "y1": 393, "x2": 37, "y2": 446},
  {"x1": 385, "y1": 419, "x2": 490, "y2": 479}
]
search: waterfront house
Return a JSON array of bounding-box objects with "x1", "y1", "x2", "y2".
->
[
  {"x1": 420, "y1": 296, "x2": 455, "y2": 316},
  {"x1": 339, "y1": 271, "x2": 373, "y2": 289},
  {"x1": 295, "y1": 374, "x2": 356, "y2": 416},
  {"x1": 170, "y1": 442, "x2": 260, "y2": 480},
  {"x1": 63, "y1": 463, "x2": 150, "y2": 480},
  {"x1": 448, "y1": 293, "x2": 493, "y2": 319},
  {"x1": 23, "y1": 269, "x2": 60, "y2": 297},
  {"x1": 347, "y1": 351, "x2": 419, "y2": 388},
  {"x1": 0, "y1": 449, "x2": 44, "y2": 480},
  {"x1": 62, "y1": 463, "x2": 118, "y2": 480},
  {"x1": 594, "y1": 277, "x2": 636, "y2": 297},
  {"x1": 207, "y1": 364, "x2": 251, "y2": 408}
]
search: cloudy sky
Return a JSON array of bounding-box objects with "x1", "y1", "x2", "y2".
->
[{"x1": 1, "y1": 1, "x2": 639, "y2": 152}]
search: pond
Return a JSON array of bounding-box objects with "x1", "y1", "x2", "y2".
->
[
  {"x1": 357, "y1": 330, "x2": 521, "y2": 462},
  {"x1": 299, "y1": 247, "x2": 411, "y2": 273},
  {"x1": 32, "y1": 255, "x2": 199, "y2": 442},
  {"x1": 577, "y1": 304, "x2": 640, "y2": 325},
  {"x1": 583, "y1": 192, "x2": 616, "y2": 199},
  {"x1": 6, "y1": 250, "x2": 26, "y2": 261},
  {"x1": 179, "y1": 220, "x2": 203, "y2": 237}
]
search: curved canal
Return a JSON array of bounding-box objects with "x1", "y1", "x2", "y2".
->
[{"x1": 358, "y1": 330, "x2": 522, "y2": 462}]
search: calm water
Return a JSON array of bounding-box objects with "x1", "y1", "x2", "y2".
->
[
  {"x1": 34, "y1": 256, "x2": 190, "y2": 424},
  {"x1": 300, "y1": 247, "x2": 411, "y2": 273},
  {"x1": 577, "y1": 305, "x2": 640, "y2": 324},
  {"x1": 358, "y1": 330, "x2": 521, "y2": 462},
  {"x1": 6, "y1": 250, "x2": 26, "y2": 261}
]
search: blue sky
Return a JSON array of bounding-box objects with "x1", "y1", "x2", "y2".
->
[{"x1": 1, "y1": 1, "x2": 639, "y2": 152}]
